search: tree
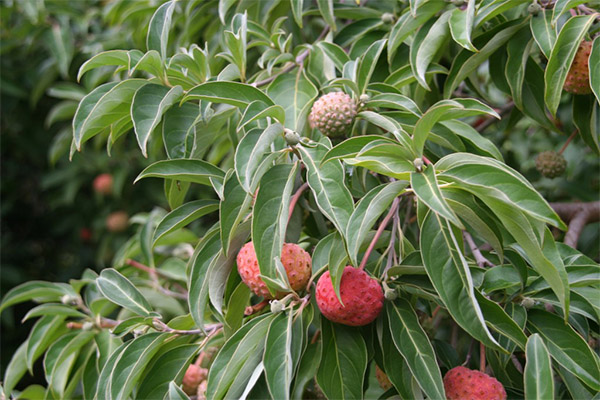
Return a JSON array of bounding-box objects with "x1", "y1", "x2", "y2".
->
[{"x1": 2, "y1": 1, "x2": 599, "y2": 399}]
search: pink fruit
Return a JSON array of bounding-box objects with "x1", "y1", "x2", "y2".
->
[
  {"x1": 93, "y1": 173, "x2": 113, "y2": 195},
  {"x1": 443, "y1": 366, "x2": 506, "y2": 400}
]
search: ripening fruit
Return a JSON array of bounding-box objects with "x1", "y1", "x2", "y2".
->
[
  {"x1": 105, "y1": 211, "x2": 129, "y2": 232},
  {"x1": 308, "y1": 92, "x2": 357, "y2": 137},
  {"x1": 564, "y1": 41, "x2": 592, "y2": 95},
  {"x1": 316, "y1": 266, "x2": 384, "y2": 326},
  {"x1": 93, "y1": 173, "x2": 113, "y2": 195},
  {"x1": 443, "y1": 366, "x2": 507, "y2": 400},
  {"x1": 182, "y1": 364, "x2": 208, "y2": 396},
  {"x1": 236, "y1": 242, "x2": 312, "y2": 299},
  {"x1": 375, "y1": 365, "x2": 393, "y2": 391},
  {"x1": 535, "y1": 151, "x2": 566, "y2": 178}
]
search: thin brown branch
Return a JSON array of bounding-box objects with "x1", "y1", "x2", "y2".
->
[
  {"x1": 558, "y1": 130, "x2": 578, "y2": 155},
  {"x1": 288, "y1": 182, "x2": 309, "y2": 220},
  {"x1": 550, "y1": 201, "x2": 600, "y2": 248},
  {"x1": 475, "y1": 101, "x2": 514, "y2": 133},
  {"x1": 244, "y1": 299, "x2": 269, "y2": 316},
  {"x1": 359, "y1": 197, "x2": 401, "y2": 270},
  {"x1": 479, "y1": 342, "x2": 486, "y2": 372},
  {"x1": 127, "y1": 258, "x2": 189, "y2": 298},
  {"x1": 463, "y1": 231, "x2": 494, "y2": 268}
]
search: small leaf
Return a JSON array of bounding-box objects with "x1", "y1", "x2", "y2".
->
[
  {"x1": 22, "y1": 304, "x2": 87, "y2": 321},
  {"x1": 183, "y1": 81, "x2": 274, "y2": 108},
  {"x1": 135, "y1": 159, "x2": 225, "y2": 186},
  {"x1": 153, "y1": 200, "x2": 219, "y2": 245},
  {"x1": 411, "y1": 166, "x2": 463, "y2": 229},
  {"x1": 449, "y1": 0, "x2": 476, "y2": 51},
  {"x1": 167, "y1": 381, "x2": 190, "y2": 400},
  {"x1": 77, "y1": 50, "x2": 129, "y2": 82},
  {"x1": 96, "y1": 269, "x2": 154, "y2": 316},
  {"x1": 317, "y1": 42, "x2": 350, "y2": 72},
  {"x1": 356, "y1": 39, "x2": 386, "y2": 94},
  {"x1": 525, "y1": 334, "x2": 554, "y2": 400},
  {"x1": 237, "y1": 101, "x2": 285, "y2": 131},
  {"x1": 147, "y1": 0, "x2": 176, "y2": 59}
]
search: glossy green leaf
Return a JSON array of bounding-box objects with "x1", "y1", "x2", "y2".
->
[
  {"x1": 590, "y1": 37, "x2": 600, "y2": 104},
  {"x1": 530, "y1": 10, "x2": 556, "y2": 59},
  {"x1": 153, "y1": 199, "x2": 219, "y2": 245},
  {"x1": 572, "y1": 95, "x2": 599, "y2": 155},
  {"x1": 297, "y1": 143, "x2": 354, "y2": 236},
  {"x1": 344, "y1": 141, "x2": 414, "y2": 180},
  {"x1": 524, "y1": 333, "x2": 554, "y2": 400},
  {"x1": 366, "y1": 93, "x2": 422, "y2": 116},
  {"x1": 346, "y1": 181, "x2": 407, "y2": 267},
  {"x1": 544, "y1": 15, "x2": 596, "y2": 116},
  {"x1": 183, "y1": 81, "x2": 274, "y2": 108},
  {"x1": 439, "y1": 120, "x2": 503, "y2": 160},
  {"x1": 316, "y1": 319, "x2": 367, "y2": 400},
  {"x1": 147, "y1": 0, "x2": 176, "y2": 59},
  {"x1": 135, "y1": 159, "x2": 225, "y2": 186},
  {"x1": 449, "y1": 0, "x2": 476, "y2": 51},
  {"x1": 505, "y1": 27, "x2": 534, "y2": 109},
  {"x1": 552, "y1": 0, "x2": 590, "y2": 26},
  {"x1": 131, "y1": 50, "x2": 165, "y2": 78},
  {"x1": 527, "y1": 309, "x2": 600, "y2": 391},
  {"x1": 252, "y1": 163, "x2": 298, "y2": 295},
  {"x1": 411, "y1": 11, "x2": 450, "y2": 90},
  {"x1": 386, "y1": 300, "x2": 445, "y2": 400},
  {"x1": 0, "y1": 281, "x2": 70, "y2": 313},
  {"x1": 420, "y1": 210, "x2": 501, "y2": 350},
  {"x1": 162, "y1": 103, "x2": 199, "y2": 159},
  {"x1": 167, "y1": 381, "x2": 190, "y2": 400},
  {"x1": 475, "y1": 291, "x2": 527, "y2": 350},
  {"x1": 322, "y1": 135, "x2": 396, "y2": 165},
  {"x1": 357, "y1": 39, "x2": 386, "y2": 94},
  {"x1": 77, "y1": 50, "x2": 129, "y2": 82},
  {"x1": 317, "y1": 0, "x2": 336, "y2": 31},
  {"x1": 4, "y1": 342, "x2": 28, "y2": 398},
  {"x1": 220, "y1": 171, "x2": 252, "y2": 256},
  {"x1": 411, "y1": 166, "x2": 463, "y2": 229},
  {"x1": 317, "y1": 42, "x2": 350, "y2": 72},
  {"x1": 96, "y1": 268, "x2": 154, "y2": 316},
  {"x1": 131, "y1": 84, "x2": 183, "y2": 157},
  {"x1": 22, "y1": 303, "x2": 87, "y2": 321},
  {"x1": 290, "y1": 0, "x2": 303, "y2": 27},
  {"x1": 26, "y1": 315, "x2": 67, "y2": 371},
  {"x1": 237, "y1": 100, "x2": 285, "y2": 131},
  {"x1": 267, "y1": 70, "x2": 318, "y2": 132}
]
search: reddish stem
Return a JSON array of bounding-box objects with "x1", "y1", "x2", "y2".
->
[
  {"x1": 480, "y1": 342, "x2": 486, "y2": 372},
  {"x1": 358, "y1": 197, "x2": 400, "y2": 270},
  {"x1": 288, "y1": 182, "x2": 309, "y2": 220},
  {"x1": 244, "y1": 300, "x2": 269, "y2": 316},
  {"x1": 558, "y1": 130, "x2": 577, "y2": 155},
  {"x1": 422, "y1": 156, "x2": 433, "y2": 166}
]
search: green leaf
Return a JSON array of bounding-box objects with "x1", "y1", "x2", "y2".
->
[
  {"x1": 552, "y1": 0, "x2": 590, "y2": 26},
  {"x1": 530, "y1": 10, "x2": 556, "y2": 59},
  {"x1": 0, "y1": 281, "x2": 70, "y2": 313},
  {"x1": 420, "y1": 210, "x2": 502, "y2": 350},
  {"x1": 411, "y1": 11, "x2": 451, "y2": 90},
  {"x1": 366, "y1": 93, "x2": 422, "y2": 116},
  {"x1": 590, "y1": 37, "x2": 600, "y2": 105},
  {"x1": 46, "y1": 22, "x2": 73, "y2": 79},
  {"x1": 135, "y1": 159, "x2": 225, "y2": 186},
  {"x1": 96, "y1": 268, "x2": 154, "y2": 316},
  {"x1": 26, "y1": 315, "x2": 67, "y2": 371},
  {"x1": 544, "y1": 15, "x2": 596, "y2": 116},
  {"x1": 162, "y1": 103, "x2": 199, "y2": 159},
  {"x1": 316, "y1": 319, "x2": 367, "y2": 400},
  {"x1": 386, "y1": 300, "x2": 445, "y2": 400},
  {"x1": 235, "y1": 124, "x2": 284, "y2": 193},
  {"x1": 131, "y1": 50, "x2": 165, "y2": 78},
  {"x1": 73, "y1": 79, "x2": 148, "y2": 150},
  {"x1": 3, "y1": 342, "x2": 28, "y2": 398},
  {"x1": 167, "y1": 381, "x2": 191, "y2": 400},
  {"x1": 413, "y1": 99, "x2": 499, "y2": 156},
  {"x1": 131, "y1": 84, "x2": 183, "y2": 157},
  {"x1": 444, "y1": 18, "x2": 528, "y2": 98},
  {"x1": 153, "y1": 200, "x2": 219, "y2": 245},
  {"x1": 346, "y1": 181, "x2": 407, "y2": 267},
  {"x1": 505, "y1": 27, "x2": 534, "y2": 109},
  {"x1": 411, "y1": 166, "x2": 463, "y2": 229},
  {"x1": 267, "y1": 70, "x2": 318, "y2": 132},
  {"x1": 22, "y1": 303, "x2": 87, "y2": 321},
  {"x1": 357, "y1": 39, "x2": 386, "y2": 94},
  {"x1": 290, "y1": 0, "x2": 303, "y2": 27},
  {"x1": 207, "y1": 315, "x2": 275, "y2": 399},
  {"x1": 475, "y1": 291, "x2": 528, "y2": 350},
  {"x1": 439, "y1": 120, "x2": 503, "y2": 160},
  {"x1": 317, "y1": 42, "x2": 350, "y2": 72},
  {"x1": 136, "y1": 344, "x2": 199, "y2": 399},
  {"x1": 322, "y1": 135, "x2": 396, "y2": 165},
  {"x1": 297, "y1": 143, "x2": 354, "y2": 236},
  {"x1": 317, "y1": 0, "x2": 336, "y2": 31},
  {"x1": 572, "y1": 95, "x2": 599, "y2": 155},
  {"x1": 344, "y1": 141, "x2": 414, "y2": 180},
  {"x1": 237, "y1": 101, "x2": 286, "y2": 131},
  {"x1": 77, "y1": 49, "x2": 139, "y2": 82},
  {"x1": 527, "y1": 309, "x2": 600, "y2": 391},
  {"x1": 252, "y1": 163, "x2": 298, "y2": 295},
  {"x1": 449, "y1": 0, "x2": 476, "y2": 51},
  {"x1": 147, "y1": 0, "x2": 176, "y2": 59},
  {"x1": 183, "y1": 81, "x2": 274, "y2": 108},
  {"x1": 525, "y1": 333, "x2": 554, "y2": 400},
  {"x1": 264, "y1": 311, "x2": 304, "y2": 400}
]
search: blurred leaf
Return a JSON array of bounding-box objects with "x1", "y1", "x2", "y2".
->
[
  {"x1": 525, "y1": 333, "x2": 555, "y2": 400},
  {"x1": 551, "y1": 0, "x2": 589, "y2": 26},
  {"x1": 237, "y1": 101, "x2": 286, "y2": 131},
  {"x1": 3, "y1": 342, "x2": 28, "y2": 398},
  {"x1": 22, "y1": 303, "x2": 87, "y2": 321},
  {"x1": 317, "y1": 0, "x2": 336, "y2": 31},
  {"x1": 317, "y1": 42, "x2": 350, "y2": 72},
  {"x1": 26, "y1": 315, "x2": 67, "y2": 372},
  {"x1": 220, "y1": 171, "x2": 252, "y2": 256},
  {"x1": 0, "y1": 281, "x2": 71, "y2": 314},
  {"x1": 167, "y1": 381, "x2": 191, "y2": 400},
  {"x1": 147, "y1": 0, "x2": 176, "y2": 59},
  {"x1": 96, "y1": 269, "x2": 154, "y2": 317},
  {"x1": 46, "y1": 22, "x2": 73, "y2": 79},
  {"x1": 573, "y1": 95, "x2": 599, "y2": 155},
  {"x1": 591, "y1": 37, "x2": 600, "y2": 104}
]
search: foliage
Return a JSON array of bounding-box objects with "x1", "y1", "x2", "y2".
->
[{"x1": 2, "y1": 0, "x2": 600, "y2": 399}]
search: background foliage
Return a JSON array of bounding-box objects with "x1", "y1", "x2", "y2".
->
[{"x1": 1, "y1": 0, "x2": 599, "y2": 399}]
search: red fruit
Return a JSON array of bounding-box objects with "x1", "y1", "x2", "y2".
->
[
  {"x1": 375, "y1": 365, "x2": 392, "y2": 390},
  {"x1": 93, "y1": 173, "x2": 113, "y2": 195},
  {"x1": 316, "y1": 266, "x2": 384, "y2": 326},
  {"x1": 236, "y1": 242, "x2": 312, "y2": 299},
  {"x1": 105, "y1": 211, "x2": 129, "y2": 232},
  {"x1": 79, "y1": 228, "x2": 92, "y2": 242},
  {"x1": 182, "y1": 364, "x2": 208, "y2": 396},
  {"x1": 564, "y1": 41, "x2": 592, "y2": 95},
  {"x1": 443, "y1": 366, "x2": 507, "y2": 400}
]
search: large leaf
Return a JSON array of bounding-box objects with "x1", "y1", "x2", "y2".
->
[
  {"x1": 544, "y1": 15, "x2": 596, "y2": 116},
  {"x1": 135, "y1": 159, "x2": 225, "y2": 186},
  {"x1": 153, "y1": 200, "x2": 219, "y2": 245},
  {"x1": 131, "y1": 83, "x2": 183, "y2": 157},
  {"x1": 420, "y1": 210, "x2": 502, "y2": 350},
  {"x1": 411, "y1": 166, "x2": 463, "y2": 228},
  {"x1": 386, "y1": 300, "x2": 445, "y2": 400},
  {"x1": 147, "y1": 0, "x2": 176, "y2": 59},
  {"x1": 316, "y1": 319, "x2": 367, "y2": 400},
  {"x1": 266, "y1": 70, "x2": 318, "y2": 132},
  {"x1": 0, "y1": 281, "x2": 71, "y2": 313},
  {"x1": 411, "y1": 11, "x2": 451, "y2": 90},
  {"x1": 530, "y1": 10, "x2": 556, "y2": 59},
  {"x1": 527, "y1": 309, "x2": 600, "y2": 391},
  {"x1": 297, "y1": 143, "x2": 354, "y2": 236},
  {"x1": 73, "y1": 79, "x2": 147, "y2": 149},
  {"x1": 524, "y1": 333, "x2": 554, "y2": 400},
  {"x1": 96, "y1": 268, "x2": 154, "y2": 316},
  {"x1": 183, "y1": 81, "x2": 274, "y2": 108},
  {"x1": 346, "y1": 181, "x2": 407, "y2": 267},
  {"x1": 356, "y1": 39, "x2": 386, "y2": 94},
  {"x1": 252, "y1": 163, "x2": 298, "y2": 295},
  {"x1": 449, "y1": 0, "x2": 476, "y2": 51}
]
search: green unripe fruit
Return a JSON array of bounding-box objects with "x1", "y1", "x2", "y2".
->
[
  {"x1": 284, "y1": 128, "x2": 301, "y2": 146},
  {"x1": 535, "y1": 151, "x2": 566, "y2": 179},
  {"x1": 381, "y1": 13, "x2": 394, "y2": 24},
  {"x1": 270, "y1": 299, "x2": 285, "y2": 313},
  {"x1": 527, "y1": 2, "x2": 542, "y2": 15},
  {"x1": 308, "y1": 92, "x2": 357, "y2": 138}
]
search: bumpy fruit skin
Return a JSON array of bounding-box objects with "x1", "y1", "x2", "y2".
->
[
  {"x1": 236, "y1": 242, "x2": 312, "y2": 299},
  {"x1": 105, "y1": 211, "x2": 129, "y2": 232},
  {"x1": 535, "y1": 151, "x2": 566, "y2": 178},
  {"x1": 93, "y1": 173, "x2": 113, "y2": 195},
  {"x1": 308, "y1": 92, "x2": 357, "y2": 137},
  {"x1": 564, "y1": 41, "x2": 592, "y2": 95},
  {"x1": 316, "y1": 266, "x2": 384, "y2": 326},
  {"x1": 182, "y1": 364, "x2": 208, "y2": 396},
  {"x1": 444, "y1": 366, "x2": 506, "y2": 400},
  {"x1": 375, "y1": 365, "x2": 392, "y2": 390}
]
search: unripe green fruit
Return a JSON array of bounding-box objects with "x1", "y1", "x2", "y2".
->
[
  {"x1": 535, "y1": 151, "x2": 566, "y2": 179},
  {"x1": 384, "y1": 287, "x2": 398, "y2": 301},
  {"x1": 527, "y1": 2, "x2": 542, "y2": 15},
  {"x1": 284, "y1": 128, "x2": 301, "y2": 145},
  {"x1": 381, "y1": 13, "x2": 394, "y2": 24},
  {"x1": 270, "y1": 299, "x2": 285, "y2": 313}
]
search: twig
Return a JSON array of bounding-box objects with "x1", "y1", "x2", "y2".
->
[
  {"x1": 479, "y1": 342, "x2": 486, "y2": 372},
  {"x1": 127, "y1": 258, "x2": 189, "y2": 298},
  {"x1": 359, "y1": 197, "x2": 401, "y2": 270},
  {"x1": 558, "y1": 130, "x2": 577, "y2": 155},
  {"x1": 511, "y1": 354, "x2": 524, "y2": 374},
  {"x1": 244, "y1": 299, "x2": 269, "y2": 315},
  {"x1": 475, "y1": 101, "x2": 514, "y2": 133},
  {"x1": 463, "y1": 231, "x2": 494, "y2": 268},
  {"x1": 550, "y1": 201, "x2": 600, "y2": 248},
  {"x1": 288, "y1": 182, "x2": 309, "y2": 220}
]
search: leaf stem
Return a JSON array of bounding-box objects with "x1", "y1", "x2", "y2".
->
[
  {"x1": 359, "y1": 196, "x2": 401, "y2": 270},
  {"x1": 288, "y1": 182, "x2": 309, "y2": 220},
  {"x1": 558, "y1": 129, "x2": 577, "y2": 155}
]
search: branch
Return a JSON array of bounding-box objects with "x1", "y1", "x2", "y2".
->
[
  {"x1": 288, "y1": 182, "x2": 309, "y2": 220},
  {"x1": 550, "y1": 201, "x2": 600, "y2": 248},
  {"x1": 463, "y1": 231, "x2": 494, "y2": 268},
  {"x1": 359, "y1": 197, "x2": 401, "y2": 270},
  {"x1": 475, "y1": 101, "x2": 514, "y2": 133}
]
